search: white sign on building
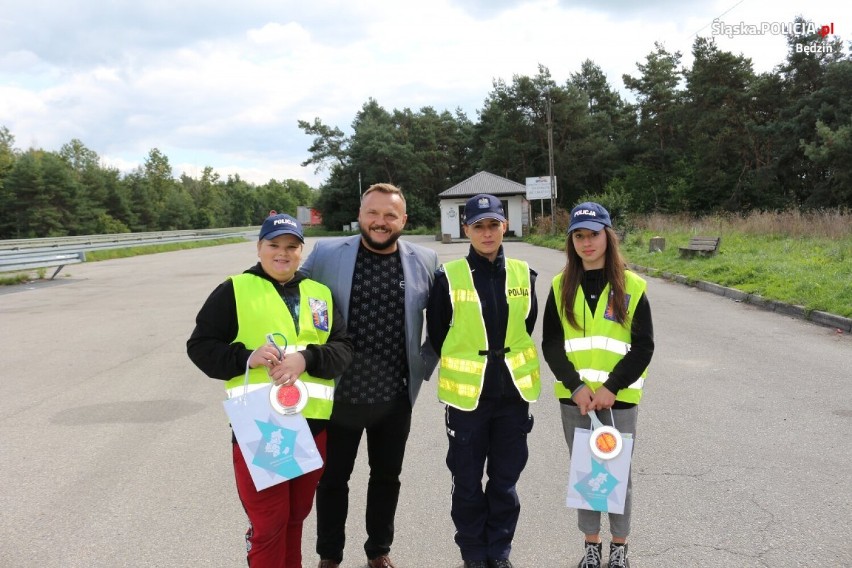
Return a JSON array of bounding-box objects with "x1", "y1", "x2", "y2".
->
[{"x1": 525, "y1": 176, "x2": 557, "y2": 200}]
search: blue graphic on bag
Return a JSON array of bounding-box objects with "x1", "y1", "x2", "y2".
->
[
  {"x1": 574, "y1": 458, "x2": 620, "y2": 511},
  {"x1": 251, "y1": 419, "x2": 303, "y2": 478}
]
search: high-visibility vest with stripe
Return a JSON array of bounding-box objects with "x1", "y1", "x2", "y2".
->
[
  {"x1": 551, "y1": 270, "x2": 648, "y2": 404},
  {"x1": 438, "y1": 257, "x2": 541, "y2": 410},
  {"x1": 224, "y1": 274, "x2": 336, "y2": 420}
]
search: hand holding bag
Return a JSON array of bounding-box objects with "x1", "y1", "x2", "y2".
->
[
  {"x1": 223, "y1": 343, "x2": 323, "y2": 491},
  {"x1": 566, "y1": 410, "x2": 634, "y2": 514}
]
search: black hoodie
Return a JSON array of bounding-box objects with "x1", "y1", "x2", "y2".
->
[
  {"x1": 187, "y1": 263, "x2": 353, "y2": 434},
  {"x1": 541, "y1": 268, "x2": 654, "y2": 408}
]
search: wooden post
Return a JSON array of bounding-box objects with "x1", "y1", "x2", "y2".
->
[{"x1": 649, "y1": 236, "x2": 666, "y2": 252}]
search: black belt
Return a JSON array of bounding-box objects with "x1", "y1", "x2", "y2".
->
[{"x1": 478, "y1": 347, "x2": 511, "y2": 358}]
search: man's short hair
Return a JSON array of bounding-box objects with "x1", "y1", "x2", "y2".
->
[{"x1": 361, "y1": 183, "x2": 406, "y2": 206}]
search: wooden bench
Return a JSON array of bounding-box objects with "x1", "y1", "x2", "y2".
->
[
  {"x1": 0, "y1": 250, "x2": 86, "y2": 279},
  {"x1": 678, "y1": 236, "x2": 721, "y2": 258}
]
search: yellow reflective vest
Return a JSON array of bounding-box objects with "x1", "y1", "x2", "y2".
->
[
  {"x1": 224, "y1": 274, "x2": 336, "y2": 420},
  {"x1": 551, "y1": 270, "x2": 648, "y2": 404},
  {"x1": 438, "y1": 257, "x2": 541, "y2": 410}
]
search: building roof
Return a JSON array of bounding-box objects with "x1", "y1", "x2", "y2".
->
[{"x1": 438, "y1": 171, "x2": 526, "y2": 198}]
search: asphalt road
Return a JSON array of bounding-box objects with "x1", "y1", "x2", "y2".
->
[{"x1": 1, "y1": 235, "x2": 849, "y2": 568}]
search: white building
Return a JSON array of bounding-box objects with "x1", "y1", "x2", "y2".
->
[{"x1": 438, "y1": 171, "x2": 531, "y2": 239}]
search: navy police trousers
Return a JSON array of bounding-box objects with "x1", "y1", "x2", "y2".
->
[{"x1": 445, "y1": 397, "x2": 534, "y2": 563}]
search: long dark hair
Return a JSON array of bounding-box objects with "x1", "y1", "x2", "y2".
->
[{"x1": 558, "y1": 226, "x2": 629, "y2": 330}]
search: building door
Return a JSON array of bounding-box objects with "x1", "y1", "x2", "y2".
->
[{"x1": 501, "y1": 199, "x2": 509, "y2": 235}]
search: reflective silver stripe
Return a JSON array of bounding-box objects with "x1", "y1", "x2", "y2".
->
[
  {"x1": 505, "y1": 346, "x2": 537, "y2": 371},
  {"x1": 224, "y1": 348, "x2": 309, "y2": 399},
  {"x1": 564, "y1": 336, "x2": 630, "y2": 356},
  {"x1": 451, "y1": 289, "x2": 479, "y2": 303},
  {"x1": 304, "y1": 382, "x2": 334, "y2": 401},
  {"x1": 441, "y1": 355, "x2": 486, "y2": 375},
  {"x1": 577, "y1": 368, "x2": 609, "y2": 383},
  {"x1": 225, "y1": 382, "x2": 268, "y2": 399},
  {"x1": 227, "y1": 380, "x2": 333, "y2": 401},
  {"x1": 577, "y1": 369, "x2": 645, "y2": 391}
]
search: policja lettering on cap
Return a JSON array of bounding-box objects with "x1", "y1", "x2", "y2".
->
[
  {"x1": 567, "y1": 202, "x2": 612, "y2": 233},
  {"x1": 259, "y1": 213, "x2": 305, "y2": 242}
]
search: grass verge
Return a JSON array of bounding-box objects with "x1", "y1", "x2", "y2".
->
[
  {"x1": 84, "y1": 237, "x2": 247, "y2": 261},
  {"x1": 0, "y1": 273, "x2": 34, "y2": 285},
  {"x1": 526, "y1": 231, "x2": 852, "y2": 319}
]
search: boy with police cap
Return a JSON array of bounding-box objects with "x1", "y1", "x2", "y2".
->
[
  {"x1": 426, "y1": 194, "x2": 541, "y2": 568},
  {"x1": 187, "y1": 213, "x2": 353, "y2": 568}
]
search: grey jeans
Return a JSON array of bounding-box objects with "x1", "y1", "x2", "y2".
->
[{"x1": 560, "y1": 404, "x2": 639, "y2": 538}]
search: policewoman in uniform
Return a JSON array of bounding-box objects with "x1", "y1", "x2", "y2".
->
[
  {"x1": 187, "y1": 213, "x2": 353, "y2": 568},
  {"x1": 426, "y1": 194, "x2": 540, "y2": 568},
  {"x1": 541, "y1": 202, "x2": 654, "y2": 568}
]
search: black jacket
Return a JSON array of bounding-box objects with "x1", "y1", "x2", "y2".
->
[
  {"x1": 426, "y1": 246, "x2": 538, "y2": 400},
  {"x1": 187, "y1": 264, "x2": 353, "y2": 433}
]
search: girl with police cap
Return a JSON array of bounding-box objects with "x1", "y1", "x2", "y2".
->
[
  {"x1": 187, "y1": 213, "x2": 353, "y2": 568},
  {"x1": 426, "y1": 193, "x2": 540, "y2": 568},
  {"x1": 541, "y1": 202, "x2": 654, "y2": 568}
]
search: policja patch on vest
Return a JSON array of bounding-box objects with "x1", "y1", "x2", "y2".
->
[{"x1": 309, "y1": 298, "x2": 329, "y2": 331}]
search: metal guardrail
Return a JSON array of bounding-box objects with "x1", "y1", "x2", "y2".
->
[
  {"x1": 0, "y1": 228, "x2": 255, "y2": 252},
  {"x1": 0, "y1": 251, "x2": 87, "y2": 280},
  {"x1": 0, "y1": 229, "x2": 254, "y2": 278}
]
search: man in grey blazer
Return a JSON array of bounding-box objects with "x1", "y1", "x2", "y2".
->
[{"x1": 300, "y1": 183, "x2": 438, "y2": 568}]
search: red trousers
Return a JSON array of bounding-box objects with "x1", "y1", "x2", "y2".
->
[{"x1": 233, "y1": 429, "x2": 327, "y2": 568}]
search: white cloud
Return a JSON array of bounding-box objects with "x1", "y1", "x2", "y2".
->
[
  {"x1": 247, "y1": 22, "x2": 313, "y2": 47},
  {"x1": 0, "y1": 0, "x2": 848, "y2": 187}
]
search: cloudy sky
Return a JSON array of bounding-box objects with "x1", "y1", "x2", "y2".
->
[{"x1": 1, "y1": 0, "x2": 847, "y2": 188}]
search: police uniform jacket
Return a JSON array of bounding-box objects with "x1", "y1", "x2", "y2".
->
[{"x1": 427, "y1": 245, "x2": 538, "y2": 400}]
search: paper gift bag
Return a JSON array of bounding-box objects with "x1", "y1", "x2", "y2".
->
[
  {"x1": 566, "y1": 423, "x2": 633, "y2": 514},
  {"x1": 223, "y1": 384, "x2": 323, "y2": 491}
]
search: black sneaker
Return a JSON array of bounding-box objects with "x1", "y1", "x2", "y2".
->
[
  {"x1": 578, "y1": 541, "x2": 602, "y2": 568},
  {"x1": 608, "y1": 542, "x2": 630, "y2": 568},
  {"x1": 464, "y1": 561, "x2": 488, "y2": 568},
  {"x1": 488, "y1": 560, "x2": 514, "y2": 568}
]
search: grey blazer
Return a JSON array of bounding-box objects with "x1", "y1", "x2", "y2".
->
[{"x1": 300, "y1": 235, "x2": 439, "y2": 405}]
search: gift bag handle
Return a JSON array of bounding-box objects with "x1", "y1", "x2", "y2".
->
[
  {"x1": 236, "y1": 333, "x2": 289, "y2": 404},
  {"x1": 265, "y1": 332, "x2": 288, "y2": 360},
  {"x1": 587, "y1": 409, "x2": 617, "y2": 431}
]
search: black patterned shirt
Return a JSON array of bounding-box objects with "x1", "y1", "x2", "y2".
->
[{"x1": 336, "y1": 244, "x2": 408, "y2": 403}]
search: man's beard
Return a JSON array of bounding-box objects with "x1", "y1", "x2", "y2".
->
[{"x1": 360, "y1": 225, "x2": 402, "y2": 251}]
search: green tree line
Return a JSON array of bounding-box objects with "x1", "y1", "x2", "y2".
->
[
  {"x1": 2, "y1": 20, "x2": 848, "y2": 238},
  {"x1": 0, "y1": 135, "x2": 315, "y2": 238},
  {"x1": 302, "y1": 23, "x2": 850, "y2": 229}
]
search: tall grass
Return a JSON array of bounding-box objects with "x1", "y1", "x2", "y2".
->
[
  {"x1": 639, "y1": 209, "x2": 852, "y2": 239},
  {"x1": 528, "y1": 209, "x2": 852, "y2": 318}
]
